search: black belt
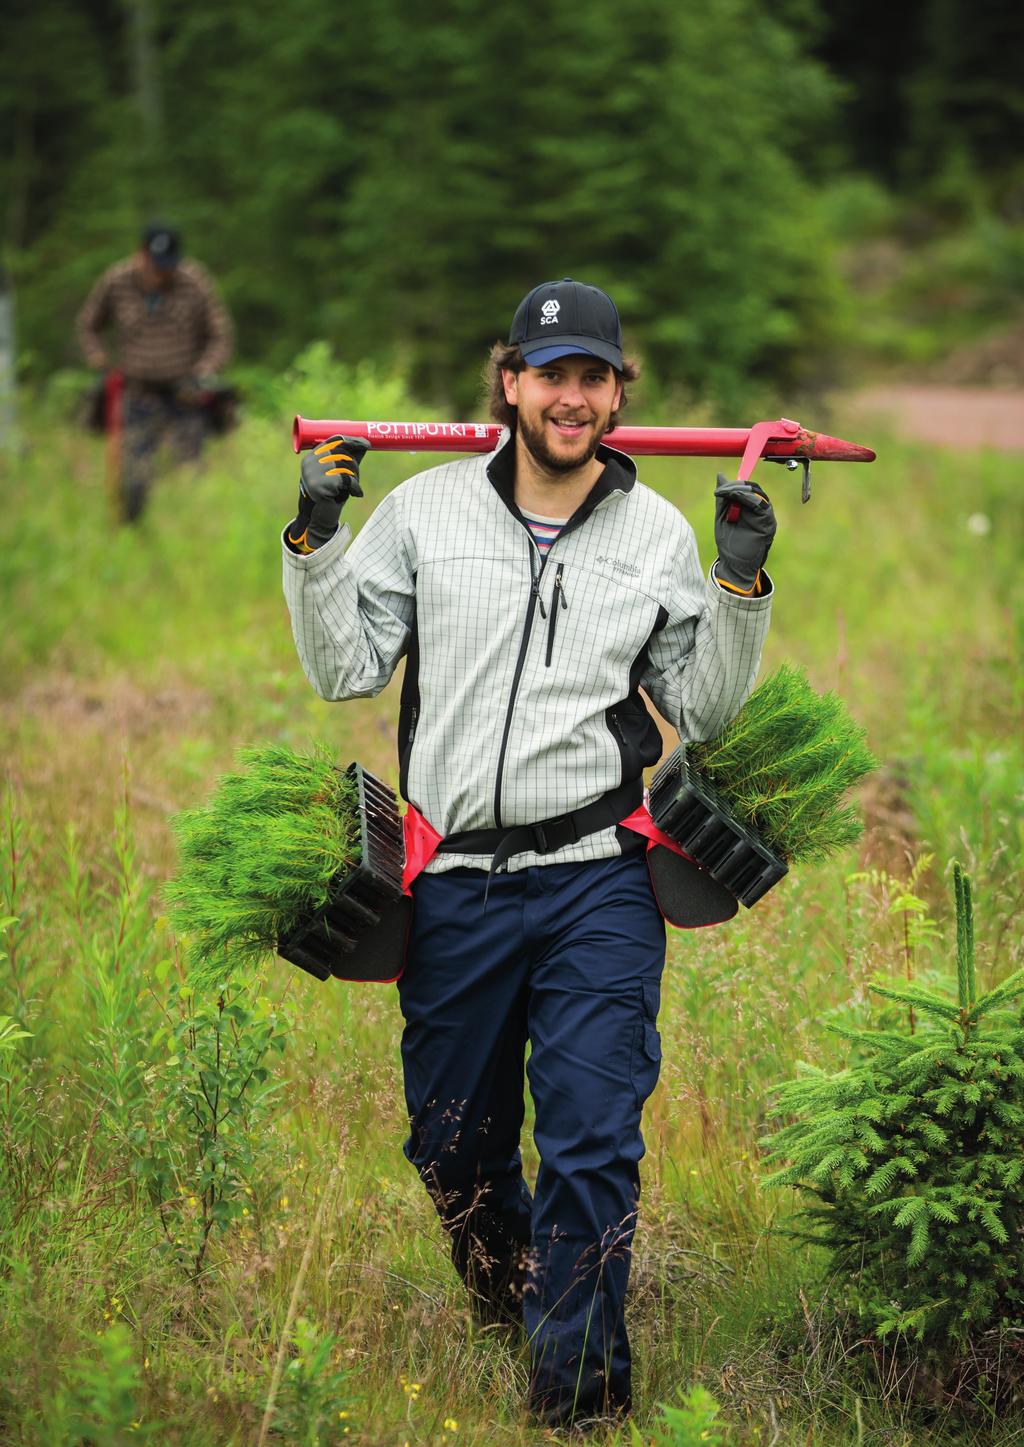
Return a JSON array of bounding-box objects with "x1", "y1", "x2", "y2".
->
[{"x1": 436, "y1": 778, "x2": 643, "y2": 886}]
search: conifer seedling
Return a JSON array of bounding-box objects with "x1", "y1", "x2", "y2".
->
[
  {"x1": 761, "y1": 864, "x2": 1024, "y2": 1352},
  {"x1": 166, "y1": 743, "x2": 361, "y2": 990},
  {"x1": 686, "y1": 662, "x2": 876, "y2": 864}
]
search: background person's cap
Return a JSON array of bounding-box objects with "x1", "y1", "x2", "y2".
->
[
  {"x1": 509, "y1": 277, "x2": 623, "y2": 370},
  {"x1": 141, "y1": 222, "x2": 181, "y2": 270}
]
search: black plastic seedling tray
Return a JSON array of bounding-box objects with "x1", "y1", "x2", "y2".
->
[
  {"x1": 648, "y1": 747, "x2": 787, "y2": 907},
  {"x1": 277, "y1": 762, "x2": 411, "y2": 982}
]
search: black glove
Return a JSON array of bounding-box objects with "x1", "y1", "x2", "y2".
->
[
  {"x1": 713, "y1": 476, "x2": 777, "y2": 594},
  {"x1": 287, "y1": 435, "x2": 369, "y2": 553}
]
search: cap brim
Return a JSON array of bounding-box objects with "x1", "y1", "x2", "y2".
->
[{"x1": 521, "y1": 337, "x2": 623, "y2": 369}]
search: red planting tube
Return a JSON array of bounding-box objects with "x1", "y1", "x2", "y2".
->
[{"x1": 292, "y1": 414, "x2": 876, "y2": 471}]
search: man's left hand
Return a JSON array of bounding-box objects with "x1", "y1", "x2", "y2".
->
[{"x1": 713, "y1": 476, "x2": 777, "y2": 595}]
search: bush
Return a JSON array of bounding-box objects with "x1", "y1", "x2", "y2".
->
[
  {"x1": 761, "y1": 863, "x2": 1024, "y2": 1349},
  {"x1": 166, "y1": 741, "x2": 361, "y2": 989},
  {"x1": 686, "y1": 663, "x2": 876, "y2": 864}
]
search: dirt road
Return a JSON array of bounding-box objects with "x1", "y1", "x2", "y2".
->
[{"x1": 846, "y1": 385, "x2": 1024, "y2": 451}]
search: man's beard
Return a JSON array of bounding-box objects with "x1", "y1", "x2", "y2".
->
[{"x1": 516, "y1": 409, "x2": 607, "y2": 475}]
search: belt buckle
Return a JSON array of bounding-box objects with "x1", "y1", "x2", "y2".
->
[{"x1": 532, "y1": 813, "x2": 577, "y2": 854}]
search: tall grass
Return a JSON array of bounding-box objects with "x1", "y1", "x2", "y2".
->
[{"x1": 0, "y1": 354, "x2": 1021, "y2": 1442}]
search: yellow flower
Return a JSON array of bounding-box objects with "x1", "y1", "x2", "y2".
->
[
  {"x1": 242, "y1": 1207, "x2": 250, "y2": 1217},
  {"x1": 338, "y1": 1411, "x2": 349, "y2": 1420},
  {"x1": 187, "y1": 1196, "x2": 198, "y2": 1207},
  {"x1": 444, "y1": 1418, "x2": 459, "y2": 1431},
  {"x1": 280, "y1": 1195, "x2": 289, "y2": 1210}
]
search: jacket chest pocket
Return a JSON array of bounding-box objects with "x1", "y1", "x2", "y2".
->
[{"x1": 542, "y1": 563, "x2": 658, "y2": 685}]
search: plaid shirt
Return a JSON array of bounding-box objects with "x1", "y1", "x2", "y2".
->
[
  {"x1": 76, "y1": 257, "x2": 233, "y2": 384},
  {"x1": 283, "y1": 432, "x2": 773, "y2": 873}
]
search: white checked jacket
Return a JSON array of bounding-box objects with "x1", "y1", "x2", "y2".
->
[{"x1": 282, "y1": 430, "x2": 772, "y2": 873}]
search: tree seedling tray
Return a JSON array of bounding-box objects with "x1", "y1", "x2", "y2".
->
[
  {"x1": 277, "y1": 762, "x2": 411, "y2": 982},
  {"x1": 648, "y1": 746, "x2": 787, "y2": 907}
]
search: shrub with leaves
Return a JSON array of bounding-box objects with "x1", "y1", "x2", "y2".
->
[
  {"x1": 166, "y1": 742, "x2": 360, "y2": 988},
  {"x1": 268, "y1": 1316, "x2": 360, "y2": 1447},
  {"x1": 687, "y1": 662, "x2": 875, "y2": 863},
  {"x1": 139, "y1": 973, "x2": 292, "y2": 1281},
  {"x1": 629, "y1": 1385, "x2": 727, "y2": 1445},
  {"x1": 761, "y1": 864, "x2": 1024, "y2": 1347}
]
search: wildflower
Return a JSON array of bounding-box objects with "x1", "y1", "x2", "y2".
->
[
  {"x1": 444, "y1": 1418, "x2": 459, "y2": 1430},
  {"x1": 338, "y1": 1411, "x2": 349, "y2": 1420},
  {"x1": 242, "y1": 1207, "x2": 250, "y2": 1217},
  {"x1": 280, "y1": 1195, "x2": 289, "y2": 1210}
]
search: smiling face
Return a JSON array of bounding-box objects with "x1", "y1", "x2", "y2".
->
[{"x1": 502, "y1": 355, "x2": 623, "y2": 476}]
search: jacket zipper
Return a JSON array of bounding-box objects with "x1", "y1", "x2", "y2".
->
[
  {"x1": 545, "y1": 564, "x2": 569, "y2": 666},
  {"x1": 492, "y1": 543, "x2": 545, "y2": 827},
  {"x1": 491, "y1": 490, "x2": 615, "y2": 826}
]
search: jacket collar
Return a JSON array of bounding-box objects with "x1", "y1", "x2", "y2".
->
[{"x1": 485, "y1": 427, "x2": 637, "y2": 524}]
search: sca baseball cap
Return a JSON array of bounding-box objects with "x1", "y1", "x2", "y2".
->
[
  {"x1": 509, "y1": 277, "x2": 623, "y2": 370},
  {"x1": 142, "y1": 222, "x2": 181, "y2": 270}
]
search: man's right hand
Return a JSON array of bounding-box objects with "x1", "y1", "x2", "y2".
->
[{"x1": 286, "y1": 435, "x2": 369, "y2": 553}]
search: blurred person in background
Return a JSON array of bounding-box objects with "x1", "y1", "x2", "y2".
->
[
  {"x1": 77, "y1": 222, "x2": 233, "y2": 523},
  {"x1": 281, "y1": 279, "x2": 776, "y2": 1432}
]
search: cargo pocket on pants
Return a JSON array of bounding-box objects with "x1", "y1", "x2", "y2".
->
[{"x1": 629, "y1": 980, "x2": 662, "y2": 1110}]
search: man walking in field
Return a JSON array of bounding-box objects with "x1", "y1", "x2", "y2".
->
[
  {"x1": 77, "y1": 222, "x2": 234, "y2": 523},
  {"x1": 282, "y1": 279, "x2": 775, "y2": 1429}
]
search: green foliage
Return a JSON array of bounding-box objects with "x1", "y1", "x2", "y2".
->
[
  {"x1": 269, "y1": 1316, "x2": 360, "y2": 1446},
  {"x1": 762, "y1": 865, "x2": 1024, "y2": 1349},
  {"x1": 7, "y1": 0, "x2": 843, "y2": 411},
  {"x1": 629, "y1": 1385, "x2": 727, "y2": 1445},
  {"x1": 0, "y1": 915, "x2": 30, "y2": 1085},
  {"x1": 139, "y1": 974, "x2": 292, "y2": 1281},
  {"x1": 166, "y1": 741, "x2": 360, "y2": 989},
  {"x1": 59, "y1": 1323, "x2": 153, "y2": 1446},
  {"x1": 687, "y1": 662, "x2": 876, "y2": 863}
]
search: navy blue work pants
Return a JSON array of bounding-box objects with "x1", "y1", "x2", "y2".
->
[{"x1": 398, "y1": 853, "x2": 665, "y2": 1425}]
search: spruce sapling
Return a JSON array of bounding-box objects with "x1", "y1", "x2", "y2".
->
[
  {"x1": 761, "y1": 864, "x2": 1024, "y2": 1354},
  {"x1": 166, "y1": 743, "x2": 361, "y2": 989},
  {"x1": 687, "y1": 662, "x2": 875, "y2": 863}
]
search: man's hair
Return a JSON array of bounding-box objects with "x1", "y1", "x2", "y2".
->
[{"x1": 483, "y1": 342, "x2": 640, "y2": 431}]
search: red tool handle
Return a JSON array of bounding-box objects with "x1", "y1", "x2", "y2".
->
[{"x1": 292, "y1": 414, "x2": 876, "y2": 469}]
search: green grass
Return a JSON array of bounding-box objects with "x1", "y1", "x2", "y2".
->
[{"x1": 0, "y1": 359, "x2": 1022, "y2": 1443}]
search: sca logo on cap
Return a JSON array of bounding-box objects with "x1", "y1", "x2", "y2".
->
[{"x1": 540, "y1": 300, "x2": 560, "y2": 326}]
